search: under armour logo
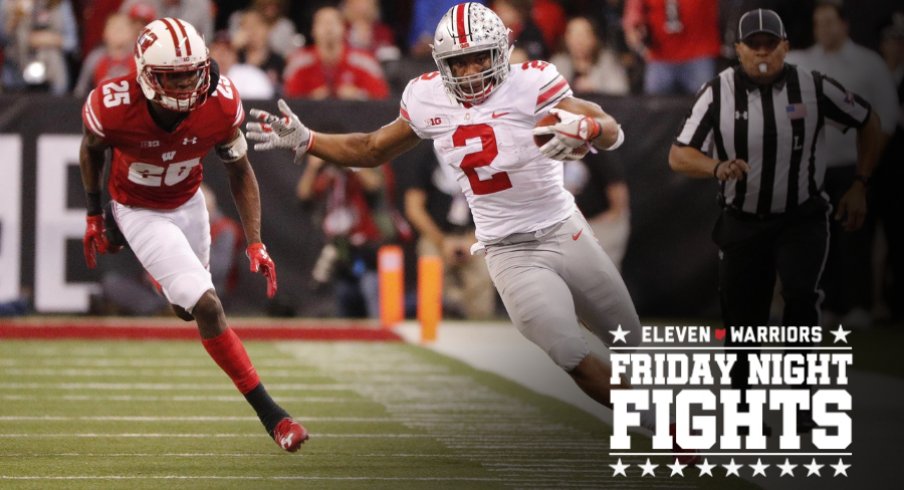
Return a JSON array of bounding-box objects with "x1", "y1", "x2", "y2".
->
[
  {"x1": 735, "y1": 111, "x2": 748, "y2": 120},
  {"x1": 162, "y1": 151, "x2": 176, "y2": 162},
  {"x1": 182, "y1": 137, "x2": 198, "y2": 145}
]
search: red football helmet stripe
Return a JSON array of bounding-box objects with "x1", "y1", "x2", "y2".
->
[
  {"x1": 174, "y1": 18, "x2": 193, "y2": 56},
  {"x1": 159, "y1": 18, "x2": 183, "y2": 57},
  {"x1": 455, "y1": 3, "x2": 468, "y2": 44}
]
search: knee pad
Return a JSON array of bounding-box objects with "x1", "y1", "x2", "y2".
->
[
  {"x1": 162, "y1": 271, "x2": 213, "y2": 312},
  {"x1": 548, "y1": 336, "x2": 591, "y2": 372}
]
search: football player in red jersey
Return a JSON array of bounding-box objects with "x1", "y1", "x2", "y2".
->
[{"x1": 79, "y1": 17, "x2": 307, "y2": 452}]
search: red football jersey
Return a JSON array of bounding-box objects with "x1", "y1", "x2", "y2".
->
[{"x1": 82, "y1": 74, "x2": 245, "y2": 209}]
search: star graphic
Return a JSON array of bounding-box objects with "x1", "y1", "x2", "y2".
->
[
  {"x1": 639, "y1": 458, "x2": 658, "y2": 477},
  {"x1": 723, "y1": 458, "x2": 743, "y2": 477},
  {"x1": 696, "y1": 458, "x2": 716, "y2": 477},
  {"x1": 750, "y1": 458, "x2": 769, "y2": 477},
  {"x1": 805, "y1": 458, "x2": 824, "y2": 477},
  {"x1": 830, "y1": 458, "x2": 851, "y2": 477},
  {"x1": 609, "y1": 324, "x2": 630, "y2": 344},
  {"x1": 609, "y1": 458, "x2": 629, "y2": 477},
  {"x1": 778, "y1": 458, "x2": 797, "y2": 477},
  {"x1": 830, "y1": 324, "x2": 851, "y2": 344},
  {"x1": 667, "y1": 458, "x2": 687, "y2": 477}
]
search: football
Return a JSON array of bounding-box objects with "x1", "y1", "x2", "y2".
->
[{"x1": 532, "y1": 113, "x2": 560, "y2": 148}]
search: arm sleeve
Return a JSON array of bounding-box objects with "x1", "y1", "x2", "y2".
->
[
  {"x1": 674, "y1": 83, "x2": 716, "y2": 152},
  {"x1": 81, "y1": 89, "x2": 107, "y2": 139},
  {"x1": 533, "y1": 61, "x2": 573, "y2": 115},
  {"x1": 400, "y1": 77, "x2": 429, "y2": 139},
  {"x1": 818, "y1": 73, "x2": 872, "y2": 133}
]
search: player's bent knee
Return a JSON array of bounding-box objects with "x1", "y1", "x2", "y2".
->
[
  {"x1": 165, "y1": 272, "x2": 214, "y2": 313},
  {"x1": 549, "y1": 337, "x2": 591, "y2": 372},
  {"x1": 191, "y1": 290, "x2": 223, "y2": 321}
]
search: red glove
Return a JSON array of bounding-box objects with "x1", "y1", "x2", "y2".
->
[
  {"x1": 247, "y1": 242, "x2": 277, "y2": 298},
  {"x1": 83, "y1": 215, "x2": 109, "y2": 269}
]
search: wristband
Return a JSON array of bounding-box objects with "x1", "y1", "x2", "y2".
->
[
  {"x1": 713, "y1": 161, "x2": 726, "y2": 178},
  {"x1": 605, "y1": 125, "x2": 625, "y2": 151},
  {"x1": 86, "y1": 192, "x2": 102, "y2": 216},
  {"x1": 853, "y1": 174, "x2": 870, "y2": 187}
]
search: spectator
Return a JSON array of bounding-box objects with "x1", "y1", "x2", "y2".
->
[
  {"x1": 297, "y1": 157, "x2": 407, "y2": 318},
  {"x1": 283, "y1": 6, "x2": 389, "y2": 100},
  {"x1": 787, "y1": 0, "x2": 899, "y2": 328},
  {"x1": 531, "y1": 0, "x2": 566, "y2": 53},
  {"x1": 119, "y1": 0, "x2": 214, "y2": 42},
  {"x1": 231, "y1": 10, "x2": 285, "y2": 93},
  {"x1": 77, "y1": 0, "x2": 125, "y2": 63},
  {"x1": 342, "y1": 0, "x2": 399, "y2": 62},
  {"x1": 408, "y1": 0, "x2": 483, "y2": 58},
  {"x1": 492, "y1": 0, "x2": 548, "y2": 60},
  {"x1": 550, "y1": 16, "x2": 629, "y2": 95},
  {"x1": 403, "y1": 149, "x2": 497, "y2": 320},
  {"x1": 211, "y1": 31, "x2": 275, "y2": 99},
  {"x1": 229, "y1": 0, "x2": 300, "y2": 59},
  {"x1": 2, "y1": 0, "x2": 78, "y2": 95},
  {"x1": 74, "y1": 13, "x2": 139, "y2": 98},
  {"x1": 622, "y1": 0, "x2": 720, "y2": 94},
  {"x1": 562, "y1": 155, "x2": 631, "y2": 270}
]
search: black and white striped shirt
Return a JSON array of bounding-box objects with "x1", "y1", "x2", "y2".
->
[{"x1": 675, "y1": 65, "x2": 871, "y2": 215}]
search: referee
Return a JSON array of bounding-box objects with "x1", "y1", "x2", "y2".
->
[{"x1": 669, "y1": 9, "x2": 883, "y2": 431}]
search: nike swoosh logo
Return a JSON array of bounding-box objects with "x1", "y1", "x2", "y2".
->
[
  {"x1": 491, "y1": 111, "x2": 510, "y2": 119},
  {"x1": 572, "y1": 229, "x2": 583, "y2": 241}
]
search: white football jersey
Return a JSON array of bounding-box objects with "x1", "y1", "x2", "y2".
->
[{"x1": 400, "y1": 61, "x2": 576, "y2": 243}]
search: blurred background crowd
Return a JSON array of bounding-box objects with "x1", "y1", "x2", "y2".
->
[
  {"x1": 0, "y1": 0, "x2": 899, "y2": 99},
  {"x1": 1, "y1": 0, "x2": 901, "y2": 329}
]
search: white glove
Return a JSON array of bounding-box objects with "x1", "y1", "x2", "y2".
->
[
  {"x1": 531, "y1": 108, "x2": 602, "y2": 161},
  {"x1": 246, "y1": 98, "x2": 313, "y2": 161}
]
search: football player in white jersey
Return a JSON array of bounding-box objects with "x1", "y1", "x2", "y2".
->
[{"x1": 248, "y1": 2, "x2": 687, "y2": 455}]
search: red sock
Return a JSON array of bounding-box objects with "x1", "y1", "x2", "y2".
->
[{"x1": 202, "y1": 328, "x2": 261, "y2": 394}]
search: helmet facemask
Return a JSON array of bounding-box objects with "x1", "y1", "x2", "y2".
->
[
  {"x1": 139, "y1": 60, "x2": 211, "y2": 112},
  {"x1": 435, "y1": 45, "x2": 513, "y2": 105}
]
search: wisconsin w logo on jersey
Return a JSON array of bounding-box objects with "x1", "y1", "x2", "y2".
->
[{"x1": 162, "y1": 151, "x2": 176, "y2": 162}]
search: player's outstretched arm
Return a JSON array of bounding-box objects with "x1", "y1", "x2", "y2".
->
[
  {"x1": 246, "y1": 98, "x2": 421, "y2": 168},
  {"x1": 218, "y1": 128, "x2": 277, "y2": 298},
  {"x1": 79, "y1": 127, "x2": 111, "y2": 269}
]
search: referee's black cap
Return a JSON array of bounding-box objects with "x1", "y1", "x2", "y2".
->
[{"x1": 738, "y1": 9, "x2": 787, "y2": 41}]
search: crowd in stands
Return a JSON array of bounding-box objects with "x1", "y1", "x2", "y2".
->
[{"x1": 2, "y1": 0, "x2": 898, "y2": 100}]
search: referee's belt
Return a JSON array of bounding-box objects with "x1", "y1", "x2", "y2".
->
[
  {"x1": 722, "y1": 197, "x2": 826, "y2": 222},
  {"x1": 723, "y1": 207, "x2": 785, "y2": 221}
]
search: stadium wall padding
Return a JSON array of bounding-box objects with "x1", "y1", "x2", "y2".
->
[{"x1": 0, "y1": 95, "x2": 721, "y2": 318}]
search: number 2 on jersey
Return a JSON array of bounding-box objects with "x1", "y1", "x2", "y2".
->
[{"x1": 452, "y1": 124, "x2": 512, "y2": 195}]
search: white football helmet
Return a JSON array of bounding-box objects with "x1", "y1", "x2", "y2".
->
[
  {"x1": 432, "y1": 2, "x2": 512, "y2": 104},
  {"x1": 134, "y1": 18, "x2": 211, "y2": 112}
]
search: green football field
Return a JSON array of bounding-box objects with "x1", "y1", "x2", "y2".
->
[{"x1": 0, "y1": 339, "x2": 756, "y2": 489}]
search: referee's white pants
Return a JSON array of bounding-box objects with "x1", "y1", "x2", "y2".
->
[
  {"x1": 484, "y1": 211, "x2": 641, "y2": 371},
  {"x1": 110, "y1": 189, "x2": 214, "y2": 312}
]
